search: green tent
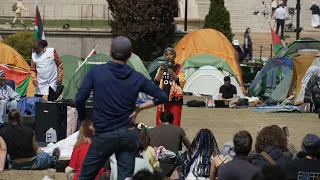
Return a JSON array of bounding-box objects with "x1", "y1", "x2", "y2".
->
[
  {"x1": 147, "y1": 56, "x2": 166, "y2": 80},
  {"x1": 276, "y1": 38, "x2": 320, "y2": 58},
  {"x1": 60, "y1": 55, "x2": 83, "y2": 87},
  {"x1": 182, "y1": 54, "x2": 237, "y2": 80},
  {"x1": 62, "y1": 52, "x2": 151, "y2": 99}
]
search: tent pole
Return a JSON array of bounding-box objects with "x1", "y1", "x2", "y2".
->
[
  {"x1": 184, "y1": 0, "x2": 188, "y2": 32},
  {"x1": 296, "y1": 0, "x2": 301, "y2": 40}
]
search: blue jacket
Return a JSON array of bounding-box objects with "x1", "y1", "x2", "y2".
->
[{"x1": 76, "y1": 61, "x2": 168, "y2": 133}]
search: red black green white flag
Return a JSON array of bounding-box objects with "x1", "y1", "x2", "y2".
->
[
  {"x1": 34, "y1": 5, "x2": 45, "y2": 40},
  {"x1": 271, "y1": 26, "x2": 284, "y2": 55}
]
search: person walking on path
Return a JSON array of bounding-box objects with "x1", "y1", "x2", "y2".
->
[
  {"x1": 11, "y1": 0, "x2": 28, "y2": 28},
  {"x1": 275, "y1": 4, "x2": 287, "y2": 39},
  {"x1": 76, "y1": 36, "x2": 168, "y2": 180},
  {"x1": 310, "y1": 2, "x2": 320, "y2": 28}
]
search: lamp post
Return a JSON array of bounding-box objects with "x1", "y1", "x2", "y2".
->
[
  {"x1": 296, "y1": 0, "x2": 301, "y2": 40},
  {"x1": 184, "y1": 0, "x2": 188, "y2": 31}
]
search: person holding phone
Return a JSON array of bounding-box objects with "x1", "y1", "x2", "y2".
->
[{"x1": 154, "y1": 48, "x2": 186, "y2": 126}]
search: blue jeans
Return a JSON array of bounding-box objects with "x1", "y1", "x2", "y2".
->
[
  {"x1": 79, "y1": 125, "x2": 139, "y2": 180},
  {"x1": 10, "y1": 152, "x2": 53, "y2": 170}
]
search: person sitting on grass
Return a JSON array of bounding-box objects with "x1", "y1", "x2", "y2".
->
[
  {"x1": 252, "y1": 125, "x2": 292, "y2": 168},
  {"x1": 0, "y1": 109, "x2": 60, "y2": 170},
  {"x1": 65, "y1": 121, "x2": 106, "y2": 180},
  {"x1": 137, "y1": 123, "x2": 160, "y2": 170},
  {"x1": 182, "y1": 129, "x2": 220, "y2": 180},
  {"x1": 218, "y1": 76, "x2": 239, "y2": 108},
  {"x1": 210, "y1": 142, "x2": 235, "y2": 179}
]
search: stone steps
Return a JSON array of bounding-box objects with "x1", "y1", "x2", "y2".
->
[{"x1": 193, "y1": 0, "x2": 316, "y2": 31}]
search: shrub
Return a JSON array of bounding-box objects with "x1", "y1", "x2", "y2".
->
[
  {"x1": 203, "y1": 0, "x2": 233, "y2": 41},
  {"x1": 2, "y1": 31, "x2": 34, "y2": 60},
  {"x1": 107, "y1": 0, "x2": 177, "y2": 61}
]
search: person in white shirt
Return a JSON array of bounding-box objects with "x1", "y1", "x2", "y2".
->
[
  {"x1": 11, "y1": 0, "x2": 28, "y2": 28},
  {"x1": 271, "y1": 0, "x2": 278, "y2": 19},
  {"x1": 31, "y1": 39, "x2": 64, "y2": 102},
  {"x1": 275, "y1": 4, "x2": 287, "y2": 39}
]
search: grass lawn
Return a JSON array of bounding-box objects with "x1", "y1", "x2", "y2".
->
[{"x1": 0, "y1": 19, "x2": 110, "y2": 28}]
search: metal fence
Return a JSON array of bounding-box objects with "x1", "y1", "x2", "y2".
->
[{"x1": 0, "y1": 3, "x2": 111, "y2": 21}]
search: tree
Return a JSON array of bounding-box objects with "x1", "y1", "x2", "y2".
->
[
  {"x1": 107, "y1": 0, "x2": 177, "y2": 60},
  {"x1": 203, "y1": 0, "x2": 233, "y2": 41},
  {"x1": 2, "y1": 31, "x2": 34, "y2": 60}
]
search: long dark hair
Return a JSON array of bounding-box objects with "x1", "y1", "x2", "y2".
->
[
  {"x1": 8, "y1": 109, "x2": 22, "y2": 127},
  {"x1": 183, "y1": 129, "x2": 220, "y2": 177},
  {"x1": 138, "y1": 124, "x2": 151, "y2": 150},
  {"x1": 244, "y1": 28, "x2": 251, "y2": 36}
]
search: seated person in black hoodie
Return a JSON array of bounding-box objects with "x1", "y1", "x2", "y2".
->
[
  {"x1": 218, "y1": 131, "x2": 261, "y2": 180},
  {"x1": 285, "y1": 134, "x2": 320, "y2": 180},
  {"x1": 251, "y1": 165, "x2": 286, "y2": 180},
  {"x1": 252, "y1": 125, "x2": 292, "y2": 168}
]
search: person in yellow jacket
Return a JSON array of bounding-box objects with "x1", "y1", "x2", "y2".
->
[
  {"x1": 154, "y1": 48, "x2": 186, "y2": 126},
  {"x1": 12, "y1": 0, "x2": 28, "y2": 27}
]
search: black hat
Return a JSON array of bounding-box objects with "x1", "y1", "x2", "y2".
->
[
  {"x1": 301, "y1": 134, "x2": 320, "y2": 154},
  {"x1": 111, "y1": 36, "x2": 132, "y2": 61}
]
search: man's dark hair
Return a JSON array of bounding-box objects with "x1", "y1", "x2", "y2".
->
[
  {"x1": 133, "y1": 170, "x2": 163, "y2": 180},
  {"x1": 224, "y1": 76, "x2": 231, "y2": 82},
  {"x1": 251, "y1": 165, "x2": 286, "y2": 180},
  {"x1": 160, "y1": 110, "x2": 174, "y2": 124},
  {"x1": 233, "y1": 130, "x2": 253, "y2": 155},
  {"x1": 8, "y1": 109, "x2": 22, "y2": 127}
]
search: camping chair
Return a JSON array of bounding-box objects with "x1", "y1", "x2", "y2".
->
[{"x1": 298, "y1": 171, "x2": 320, "y2": 180}]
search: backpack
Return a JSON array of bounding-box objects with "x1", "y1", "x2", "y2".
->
[
  {"x1": 186, "y1": 100, "x2": 206, "y2": 107},
  {"x1": 12, "y1": 3, "x2": 18, "y2": 12}
]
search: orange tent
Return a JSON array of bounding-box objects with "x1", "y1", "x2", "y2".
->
[
  {"x1": 288, "y1": 53, "x2": 318, "y2": 105},
  {"x1": 0, "y1": 43, "x2": 35, "y2": 96},
  {"x1": 175, "y1": 29, "x2": 244, "y2": 90}
]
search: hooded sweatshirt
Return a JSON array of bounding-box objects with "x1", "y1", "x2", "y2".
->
[
  {"x1": 252, "y1": 147, "x2": 292, "y2": 168},
  {"x1": 76, "y1": 61, "x2": 168, "y2": 134}
]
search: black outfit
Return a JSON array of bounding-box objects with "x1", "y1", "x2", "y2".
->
[
  {"x1": 252, "y1": 147, "x2": 292, "y2": 168},
  {"x1": 35, "y1": 86, "x2": 57, "y2": 102},
  {"x1": 243, "y1": 33, "x2": 253, "y2": 60},
  {"x1": 218, "y1": 155, "x2": 261, "y2": 180},
  {"x1": 276, "y1": 19, "x2": 285, "y2": 39},
  {"x1": 0, "y1": 125, "x2": 36, "y2": 160},
  {"x1": 234, "y1": 46, "x2": 245, "y2": 62},
  {"x1": 219, "y1": 84, "x2": 237, "y2": 99},
  {"x1": 154, "y1": 63, "x2": 183, "y2": 105},
  {"x1": 285, "y1": 158, "x2": 320, "y2": 180},
  {"x1": 310, "y1": 5, "x2": 320, "y2": 15}
]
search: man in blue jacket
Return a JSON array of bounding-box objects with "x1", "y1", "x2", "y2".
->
[{"x1": 76, "y1": 36, "x2": 168, "y2": 180}]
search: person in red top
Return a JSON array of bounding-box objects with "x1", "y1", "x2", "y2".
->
[{"x1": 65, "y1": 121, "x2": 106, "y2": 180}]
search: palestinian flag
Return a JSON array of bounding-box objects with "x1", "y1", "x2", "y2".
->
[
  {"x1": 0, "y1": 65, "x2": 30, "y2": 96},
  {"x1": 34, "y1": 5, "x2": 45, "y2": 40},
  {"x1": 271, "y1": 27, "x2": 284, "y2": 55}
]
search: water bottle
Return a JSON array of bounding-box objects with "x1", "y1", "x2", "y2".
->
[{"x1": 46, "y1": 128, "x2": 57, "y2": 143}]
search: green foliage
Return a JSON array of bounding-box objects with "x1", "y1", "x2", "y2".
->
[
  {"x1": 107, "y1": 0, "x2": 177, "y2": 61},
  {"x1": 203, "y1": 0, "x2": 233, "y2": 41},
  {"x1": 2, "y1": 31, "x2": 34, "y2": 60}
]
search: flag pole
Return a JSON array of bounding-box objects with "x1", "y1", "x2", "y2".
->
[{"x1": 75, "y1": 44, "x2": 99, "y2": 73}]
